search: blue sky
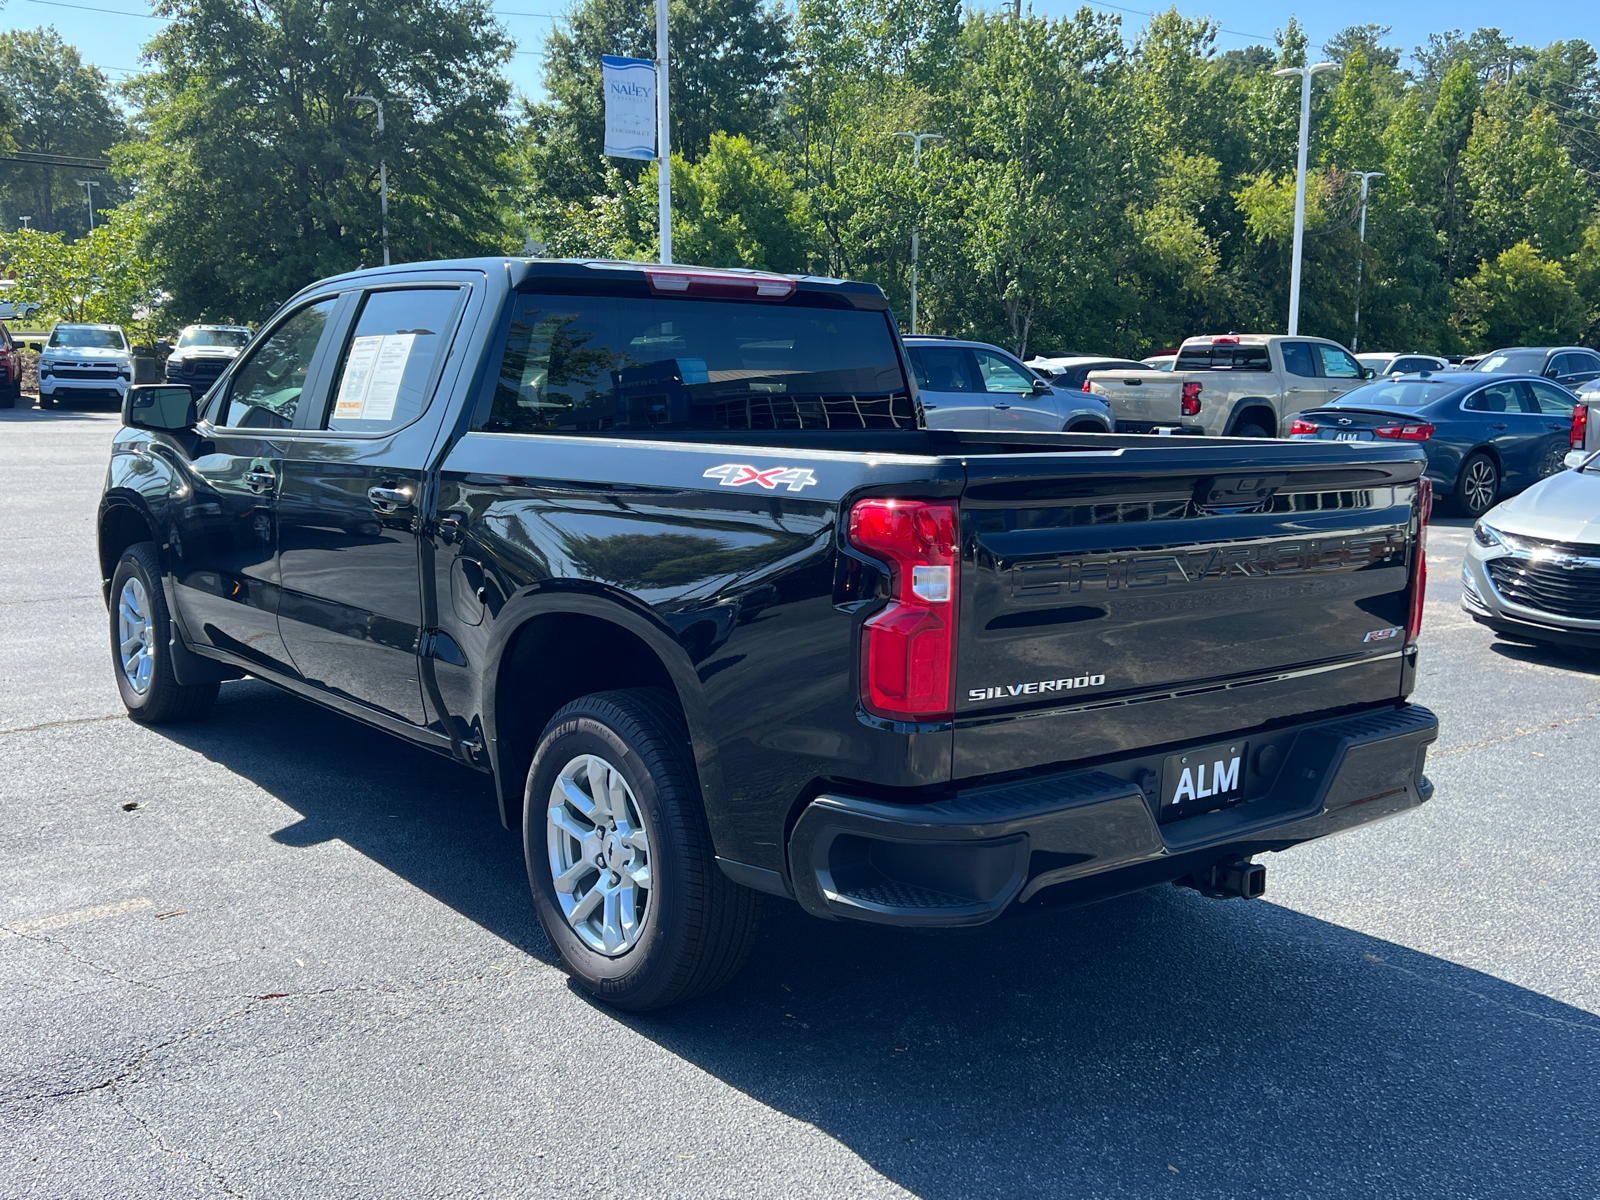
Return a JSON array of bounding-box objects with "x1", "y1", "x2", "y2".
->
[{"x1": 2, "y1": 0, "x2": 1591, "y2": 110}]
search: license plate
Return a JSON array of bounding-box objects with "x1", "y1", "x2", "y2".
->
[
  {"x1": 1327, "y1": 430, "x2": 1368, "y2": 441},
  {"x1": 1160, "y1": 740, "x2": 1248, "y2": 821}
]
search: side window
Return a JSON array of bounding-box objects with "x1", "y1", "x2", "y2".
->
[
  {"x1": 1582, "y1": 353, "x2": 1600, "y2": 374},
  {"x1": 219, "y1": 298, "x2": 337, "y2": 429},
  {"x1": 972, "y1": 348, "x2": 1034, "y2": 393},
  {"x1": 1317, "y1": 345, "x2": 1362, "y2": 378},
  {"x1": 908, "y1": 345, "x2": 976, "y2": 392},
  {"x1": 1527, "y1": 381, "x2": 1575, "y2": 416},
  {"x1": 1280, "y1": 342, "x2": 1316, "y2": 377},
  {"x1": 1547, "y1": 354, "x2": 1574, "y2": 378},
  {"x1": 1464, "y1": 384, "x2": 1519, "y2": 413},
  {"x1": 325, "y1": 288, "x2": 461, "y2": 433}
]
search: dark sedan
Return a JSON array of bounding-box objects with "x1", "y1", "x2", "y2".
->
[
  {"x1": 1289, "y1": 372, "x2": 1587, "y2": 517},
  {"x1": 1473, "y1": 346, "x2": 1600, "y2": 389}
]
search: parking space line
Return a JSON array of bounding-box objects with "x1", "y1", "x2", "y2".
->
[{"x1": 0, "y1": 897, "x2": 155, "y2": 939}]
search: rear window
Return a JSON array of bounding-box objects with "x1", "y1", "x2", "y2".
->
[
  {"x1": 1331, "y1": 381, "x2": 1458, "y2": 408},
  {"x1": 479, "y1": 293, "x2": 912, "y2": 433},
  {"x1": 1475, "y1": 351, "x2": 1546, "y2": 374},
  {"x1": 1174, "y1": 344, "x2": 1271, "y2": 371}
]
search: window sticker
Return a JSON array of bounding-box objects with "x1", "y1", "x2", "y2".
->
[{"x1": 333, "y1": 332, "x2": 417, "y2": 421}]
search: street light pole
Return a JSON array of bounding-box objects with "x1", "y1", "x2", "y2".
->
[
  {"x1": 1351, "y1": 170, "x2": 1384, "y2": 353},
  {"x1": 892, "y1": 131, "x2": 943, "y2": 335},
  {"x1": 1272, "y1": 62, "x2": 1339, "y2": 336},
  {"x1": 656, "y1": 0, "x2": 672, "y2": 264},
  {"x1": 76, "y1": 179, "x2": 101, "y2": 231},
  {"x1": 347, "y1": 94, "x2": 390, "y2": 266}
]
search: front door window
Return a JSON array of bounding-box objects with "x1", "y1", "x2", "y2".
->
[{"x1": 219, "y1": 298, "x2": 337, "y2": 429}]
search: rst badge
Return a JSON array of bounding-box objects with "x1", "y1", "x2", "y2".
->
[
  {"x1": 703, "y1": 463, "x2": 818, "y2": 492},
  {"x1": 1363, "y1": 626, "x2": 1402, "y2": 642}
]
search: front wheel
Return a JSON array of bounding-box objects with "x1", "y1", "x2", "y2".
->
[
  {"x1": 523, "y1": 689, "x2": 760, "y2": 1011},
  {"x1": 1453, "y1": 452, "x2": 1500, "y2": 517},
  {"x1": 109, "y1": 542, "x2": 219, "y2": 723}
]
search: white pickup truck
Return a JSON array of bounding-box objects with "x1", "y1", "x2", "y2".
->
[{"x1": 1086, "y1": 334, "x2": 1377, "y2": 437}]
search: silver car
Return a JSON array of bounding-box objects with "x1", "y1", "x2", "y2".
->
[
  {"x1": 904, "y1": 336, "x2": 1114, "y2": 433},
  {"x1": 1462, "y1": 451, "x2": 1600, "y2": 649}
]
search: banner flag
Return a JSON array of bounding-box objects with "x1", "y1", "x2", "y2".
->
[{"x1": 602, "y1": 55, "x2": 657, "y2": 160}]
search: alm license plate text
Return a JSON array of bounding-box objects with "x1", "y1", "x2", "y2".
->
[{"x1": 1160, "y1": 740, "x2": 1248, "y2": 821}]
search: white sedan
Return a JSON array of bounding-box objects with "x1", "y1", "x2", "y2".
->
[{"x1": 1462, "y1": 452, "x2": 1600, "y2": 650}]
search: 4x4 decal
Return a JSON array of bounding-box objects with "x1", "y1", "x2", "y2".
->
[{"x1": 703, "y1": 463, "x2": 819, "y2": 493}]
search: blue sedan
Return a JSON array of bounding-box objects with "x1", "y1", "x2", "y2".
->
[{"x1": 1289, "y1": 372, "x2": 1587, "y2": 517}]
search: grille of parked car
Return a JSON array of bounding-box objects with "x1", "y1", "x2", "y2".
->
[
  {"x1": 1487, "y1": 548, "x2": 1600, "y2": 620},
  {"x1": 52, "y1": 366, "x2": 123, "y2": 380},
  {"x1": 174, "y1": 357, "x2": 230, "y2": 380}
]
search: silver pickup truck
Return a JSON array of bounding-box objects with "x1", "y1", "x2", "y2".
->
[{"x1": 1087, "y1": 334, "x2": 1375, "y2": 437}]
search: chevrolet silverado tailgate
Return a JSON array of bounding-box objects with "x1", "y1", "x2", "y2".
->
[
  {"x1": 953, "y1": 439, "x2": 1426, "y2": 779},
  {"x1": 1086, "y1": 369, "x2": 1184, "y2": 428}
]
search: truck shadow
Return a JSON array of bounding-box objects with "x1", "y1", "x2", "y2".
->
[{"x1": 153, "y1": 679, "x2": 1600, "y2": 1199}]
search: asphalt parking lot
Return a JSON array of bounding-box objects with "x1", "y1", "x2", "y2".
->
[{"x1": 3, "y1": 399, "x2": 1598, "y2": 1199}]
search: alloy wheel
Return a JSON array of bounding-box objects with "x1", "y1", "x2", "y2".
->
[
  {"x1": 1464, "y1": 459, "x2": 1497, "y2": 514},
  {"x1": 117, "y1": 576, "x2": 154, "y2": 695},
  {"x1": 546, "y1": 754, "x2": 653, "y2": 956}
]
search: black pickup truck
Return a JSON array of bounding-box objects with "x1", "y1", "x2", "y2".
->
[{"x1": 99, "y1": 258, "x2": 1438, "y2": 1009}]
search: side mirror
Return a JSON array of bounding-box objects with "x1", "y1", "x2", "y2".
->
[
  {"x1": 1031, "y1": 378, "x2": 1053, "y2": 395},
  {"x1": 24, "y1": 340, "x2": 42, "y2": 353},
  {"x1": 123, "y1": 384, "x2": 195, "y2": 433},
  {"x1": 1546, "y1": 365, "x2": 1562, "y2": 379},
  {"x1": 1361, "y1": 366, "x2": 1376, "y2": 379}
]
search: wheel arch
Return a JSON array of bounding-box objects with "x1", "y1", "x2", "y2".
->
[
  {"x1": 97, "y1": 494, "x2": 158, "y2": 604},
  {"x1": 482, "y1": 590, "x2": 718, "y2": 834},
  {"x1": 1224, "y1": 398, "x2": 1278, "y2": 436}
]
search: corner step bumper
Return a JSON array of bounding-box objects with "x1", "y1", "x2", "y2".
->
[{"x1": 787, "y1": 703, "x2": 1438, "y2": 926}]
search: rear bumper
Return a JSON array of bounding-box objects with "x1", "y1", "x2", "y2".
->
[{"x1": 787, "y1": 703, "x2": 1437, "y2": 926}]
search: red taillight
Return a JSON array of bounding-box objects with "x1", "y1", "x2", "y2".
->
[
  {"x1": 848, "y1": 498, "x2": 958, "y2": 721},
  {"x1": 643, "y1": 267, "x2": 796, "y2": 299},
  {"x1": 1374, "y1": 423, "x2": 1434, "y2": 441},
  {"x1": 1081, "y1": 378, "x2": 1092, "y2": 392},
  {"x1": 1211, "y1": 335, "x2": 1240, "y2": 345},
  {"x1": 1290, "y1": 418, "x2": 1319, "y2": 435},
  {"x1": 1181, "y1": 381, "x2": 1201, "y2": 416},
  {"x1": 1573, "y1": 404, "x2": 1588, "y2": 449},
  {"x1": 1406, "y1": 477, "x2": 1432, "y2": 646}
]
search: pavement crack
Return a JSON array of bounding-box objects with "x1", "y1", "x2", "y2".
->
[
  {"x1": 1432, "y1": 712, "x2": 1599, "y2": 758},
  {"x1": 2, "y1": 925, "x2": 187, "y2": 1001},
  {"x1": 1369, "y1": 956, "x2": 1600, "y2": 1035},
  {"x1": 0, "y1": 713, "x2": 126, "y2": 737}
]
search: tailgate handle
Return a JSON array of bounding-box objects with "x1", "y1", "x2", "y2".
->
[
  {"x1": 1196, "y1": 474, "x2": 1285, "y2": 512},
  {"x1": 1121, "y1": 378, "x2": 1142, "y2": 385}
]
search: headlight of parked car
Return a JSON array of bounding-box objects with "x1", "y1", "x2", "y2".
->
[{"x1": 1473, "y1": 520, "x2": 1504, "y2": 548}]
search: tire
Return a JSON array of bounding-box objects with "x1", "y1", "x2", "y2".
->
[
  {"x1": 1232, "y1": 421, "x2": 1273, "y2": 439},
  {"x1": 1452, "y1": 452, "x2": 1500, "y2": 517},
  {"x1": 1065, "y1": 421, "x2": 1106, "y2": 433},
  {"x1": 0, "y1": 379, "x2": 14, "y2": 409},
  {"x1": 109, "y1": 542, "x2": 219, "y2": 724},
  {"x1": 523, "y1": 688, "x2": 760, "y2": 1011},
  {"x1": 39, "y1": 393, "x2": 55, "y2": 409}
]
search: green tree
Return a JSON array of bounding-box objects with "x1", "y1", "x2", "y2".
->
[
  {"x1": 0, "y1": 28, "x2": 124, "y2": 237},
  {"x1": 0, "y1": 205, "x2": 165, "y2": 341},
  {"x1": 1455, "y1": 241, "x2": 1586, "y2": 348},
  {"x1": 123, "y1": 0, "x2": 515, "y2": 323}
]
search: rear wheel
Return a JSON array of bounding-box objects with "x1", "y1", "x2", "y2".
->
[
  {"x1": 1453, "y1": 452, "x2": 1500, "y2": 517},
  {"x1": 1231, "y1": 421, "x2": 1273, "y2": 439},
  {"x1": 109, "y1": 543, "x2": 219, "y2": 723},
  {"x1": 523, "y1": 689, "x2": 760, "y2": 1011}
]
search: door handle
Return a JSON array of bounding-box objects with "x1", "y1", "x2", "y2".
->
[
  {"x1": 921, "y1": 403, "x2": 939, "y2": 410},
  {"x1": 244, "y1": 466, "x2": 275, "y2": 494},
  {"x1": 1491, "y1": 423, "x2": 1507, "y2": 431},
  {"x1": 993, "y1": 403, "x2": 1011, "y2": 410},
  {"x1": 368, "y1": 484, "x2": 414, "y2": 512}
]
